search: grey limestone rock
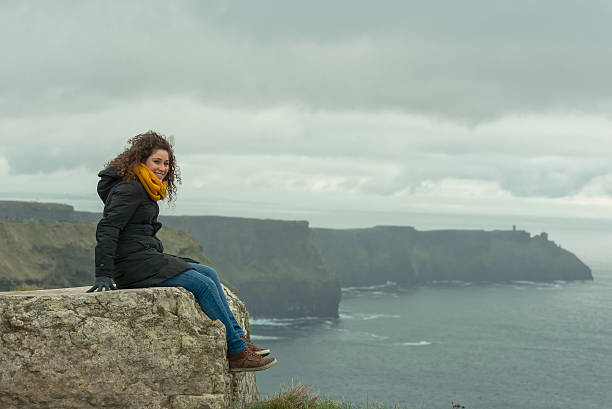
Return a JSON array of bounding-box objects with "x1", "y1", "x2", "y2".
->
[{"x1": 0, "y1": 286, "x2": 259, "y2": 408}]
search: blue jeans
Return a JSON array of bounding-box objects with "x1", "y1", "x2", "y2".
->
[{"x1": 155, "y1": 263, "x2": 247, "y2": 356}]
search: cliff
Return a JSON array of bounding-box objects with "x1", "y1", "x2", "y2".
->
[
  {"x1": 0, "y1": 201, "x2": 100, "y2": 223},
  {"x1": 160, "y1": 216, "x2": 341, "y2": 318},
  {"x1": 0, "y1": 201, "x2": 594, "y2": 319},
  {"x1": 0, "y1": 286, "x2": 258, "y2": 408},
  {"x1": 0, "y1": 201, "x2": 76, "y2": 222},
  {"x1": 0, "y1": 219, "x2": 211, "y2": 292},
  {"x1": 313, "y1": 226, "x2": 593, "y2": 287},
  {"x1": 0, "y1": 202, "x2": 342, "y2": 318}
]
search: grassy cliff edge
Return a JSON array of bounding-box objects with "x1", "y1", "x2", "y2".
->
[{"x1": 0, "y1": 220, "x2": 211, "y2": 291}]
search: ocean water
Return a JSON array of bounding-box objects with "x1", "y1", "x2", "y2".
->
[{"x1": 251, "y1": 219, "x2": 612, "y2": 409}]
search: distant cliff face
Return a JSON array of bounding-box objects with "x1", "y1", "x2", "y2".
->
[
  {"x1": 314, "y1": 226, "x2": 593, "y2": 287},
  {"x1": 1, "y1": 201, "x2": 594, "y2": 319},
  {"x1": 0, "y1": 202, "x2": 342, "y2": 318},
  {"x1": 0, "y1": 201, "x2": 75, "y2": 222},
  {"x1": 160, "y1": 216, "x2": 341, "y2": 318},
  {"x1": 312, "y1": 226, "x2": 420, "y2": 287},
  {"x1": 0, "y1": 220, "x2": 211, "y2": 291}
]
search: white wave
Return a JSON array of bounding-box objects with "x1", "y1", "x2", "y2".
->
[
  {"x1": 510, "y1": 280, "x2": 566, "y2": 290},
  {"x1": 362, "y1": 313, "x2": 400, "y2": 320},
  {"x1": 401, "y1": 341, "x2": 432, "y2": 346},
  {"x1": 331, "y1": 328, "x2": 391, "y2": 341},
  {"x1": 249, "y1": 318, "x2": 293, "y2": 327},
  {"x1": 321, "y1": 320, "x2": 335, "y2": 329},
  {"x1": 429, "y1": 280, "x2": 472, "y2": 286},
  {"x1": 342, "y1": 281, "x2": 398, "y2": 292},
  {"x1": 250, "y1": 335, "x2": 283, "y2": 341},
  {"x1": 333, "y1": 327, "x2": 389, "y2": 340},
  {"x1": 359, "y1": 332, "x2": 389, "y2": 340},
  {"x1": 250, "y1": 316, "x2": 332, "y2": 326},
  {"x1": 535, "y1": 284, "x2": 564, "y2": 290},
  {"x1": 340, "y1": 312, "x2": 400, "y2": 320},
  {"x1": 511, "y1": 280, "x2": 540, "y2": 285},
  {"x1": 332, "y1": 328, "x2": 350, "y2": 333}
]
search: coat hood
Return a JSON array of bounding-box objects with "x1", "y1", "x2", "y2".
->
[{"x1": 97, "y1": 167, "x2": 122, "y2": 203}]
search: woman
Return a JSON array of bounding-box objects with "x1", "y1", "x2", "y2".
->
[{"x1": 87, "y1": 131, "x2": 276, "y2": 372}]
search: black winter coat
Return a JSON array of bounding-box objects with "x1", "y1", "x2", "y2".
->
[{"x1": 94, "y1": 167, "x2": 192, "y2": 288}]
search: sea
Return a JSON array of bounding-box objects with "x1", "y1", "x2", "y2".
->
[{"x1": 250, "y1": 214, "x2": 612, "y2": 409}]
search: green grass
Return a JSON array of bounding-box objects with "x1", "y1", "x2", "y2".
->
[
  {"x1": 245, "y1": 384, "x2": 454, "y2": 409},
  {"x1": 0, "y1": 220, "x2": 215, "y2": 290},
  {"x1": 12, "y1": 284, "x2": 44, "y2": 291},
  {"x1": 247, "y1": 384, "x2": 350, "y2": 409}
]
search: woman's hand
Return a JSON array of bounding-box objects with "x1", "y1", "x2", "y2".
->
[{"x1": 86, "y1": 276, "x2": 118, "y2": 292}]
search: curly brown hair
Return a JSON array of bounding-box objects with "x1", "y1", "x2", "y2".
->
[{"x1": 106, "y1": 131, "x2": 181, "y2": 203}]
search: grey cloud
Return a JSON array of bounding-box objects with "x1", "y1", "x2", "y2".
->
[
  {"x1": 188, "y1": 149, "x2": 611, "y2": 200},
  {"x1": 2, "y1": 1, "x2": 612, "y2": 205},
  {"x1": 599, "y1": 175, "x2": 612, "y2": 196},
  {"x1": 471, "y1": 156, "x2": 605, "y2": 198},
  {"x1": 499, "y1": 169, "x2": 595, "y2": 198},
  {"x1": 3, "y1": 102, "x2": 611, "y2": 202},
  {"x1": 1, "y1": 1, "x2": 612, "y2": 121},
  {"x1": 347, "y1": 152, "x2": 610, "y2": 199},
  {"x1": 185, "y1": 0, "x2": 611, "y2": 43}
]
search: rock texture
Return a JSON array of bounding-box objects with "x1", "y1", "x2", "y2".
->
[{"x1": 0, "y1": 286, "x2": 259, "y2": 409}]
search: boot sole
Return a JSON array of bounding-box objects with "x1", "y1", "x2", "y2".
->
[
  {"x1": 230, "y1": 357, "x2": 278, "y2": 372},
  {"x1": 253, "y1": 348, "x2": 271, "y2": 356}
]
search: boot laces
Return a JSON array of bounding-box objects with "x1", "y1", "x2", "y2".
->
[
  {"x1": 242, "y1": 336, "x2": 260, "y2": 351},
  {"x1": 247, "y1": 347, "x2": 263, "y2": 359}
]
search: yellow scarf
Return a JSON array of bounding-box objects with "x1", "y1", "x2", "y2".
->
[{"x1": 133, "y1": 163, "x2": 168, "y2": 201}]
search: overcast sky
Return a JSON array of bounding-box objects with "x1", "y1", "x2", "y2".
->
[{"x1": 1, "y1": 0, "x2": 612, "y2": 228}]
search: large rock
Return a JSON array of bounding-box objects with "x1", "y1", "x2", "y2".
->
[{"x1": 0, "y1": 286, "x2": 259, "y2": 409}]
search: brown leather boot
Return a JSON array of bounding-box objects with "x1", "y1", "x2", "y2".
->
[
  {"x1": 240, "y1": 335, "x2": 271, "y2": 357},
  {"x1": 228, "y1": 348, "x2": 277, "y2": 372}
]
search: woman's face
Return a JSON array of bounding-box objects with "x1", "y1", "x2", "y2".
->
[{"x1": 144, "y1": 149, "x2": 170, "y2": 181}]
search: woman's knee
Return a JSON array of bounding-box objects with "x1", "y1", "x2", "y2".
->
[
  {"x1": 194, "y1": 275, "x2": 217, "y2": 295},
  {"x1": 173, "y1": 269, "x2": 217, "y2": 295},
  {"x1": 190, "y1": 263, "x2": 220, "y2": 281}
]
